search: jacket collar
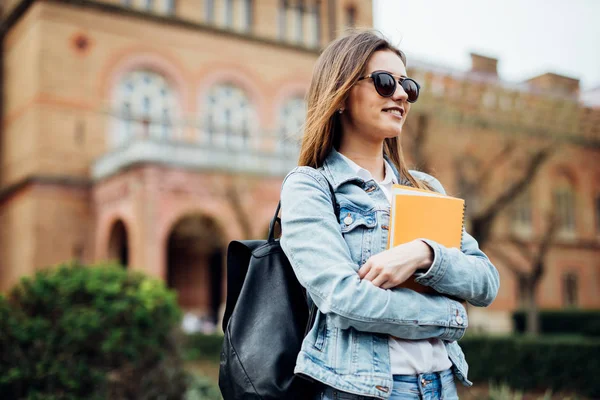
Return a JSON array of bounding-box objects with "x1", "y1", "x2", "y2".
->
[{"x1": 321, "y1": 148, "x2": 410, "y2": 189}]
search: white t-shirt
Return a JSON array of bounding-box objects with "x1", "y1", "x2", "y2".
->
[{"x1": 339, "y1": 153, "x2": 452, "y2": 375}]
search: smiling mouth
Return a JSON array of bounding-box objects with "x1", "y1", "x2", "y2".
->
[{"x1": 382, "y1": 108, "x2": 404, "y2": 117}]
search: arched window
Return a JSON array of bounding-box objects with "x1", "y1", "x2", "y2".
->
[
  {"x1": 108, "y1": 220, "x2": 129, "y2": 268},
  {"x1": 113, "y1": 70, "x2": 178, "y2": 147},
  {"x1": 553, "y1": 173, "x2": 576, "y2": 236},
  {"x1": 278, "y1": 96, "x2": 306, "y2": 154},
  {"x1": 511, "y1": 187, "x2": 532, "y2": 235},
  {"x1": 562, "y1": 272, "x2": 578, "y2": 308},
  {"x1": 202, "y1": 83, "x2": 257, "y2": 149}
]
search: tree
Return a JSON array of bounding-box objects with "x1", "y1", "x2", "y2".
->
[
  {"x1": 223, "y1": 175, "x2": 255, "y2": 240},
  {"x1": 404, "y1": 112, "x2": 560, "y2": 334},
  {"x1": 486, "y1": 210, "x2": 560, "y2": 334},
  {"x1": 405, "y1": 113, "x2": 431, "y2": 173},
  {"x1": 405, "y1": 112, "x2": 555, "y2": 249},
  {"x1": 454, "y1": 144, "x2": 558, "y2": 334},
  {"x1": 459, "y1": 145, "x2": 554, "y2": 249}
]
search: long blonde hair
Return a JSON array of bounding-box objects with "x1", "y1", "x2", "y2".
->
[{"x1": 299, "y1": 30, "x2": 432, "y2": 190}]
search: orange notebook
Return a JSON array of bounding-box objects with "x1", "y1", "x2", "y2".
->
[{"x1": 388, "y1": 184, "x2": 466, "y2": 295}]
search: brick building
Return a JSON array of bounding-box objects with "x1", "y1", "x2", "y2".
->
[{"x1": 1, "y1": 0, "x2": 598, "y2": 332}]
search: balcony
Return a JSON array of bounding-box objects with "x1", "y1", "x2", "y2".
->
[{"x1": 92, "y1": 125, "x2": 300, "y2": 181}]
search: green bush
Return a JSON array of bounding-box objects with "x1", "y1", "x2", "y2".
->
[
  {"x1": 513, "y1": 310, "x2": 600, "y2": 337},
  {"x1": 0, "y1": 294, "x2": 24, "y2": 398},
  {"x1": 485, "y1": 382, "x2": 555, "y2": 400},
  {"x1": 460, "y1": 335, "x2": 600, "y2": 398},
  {"x1": 0, "y1": 262, "x2": 189, "y2": 399},
  {"x1": 183, "y1": 333, "x2": 224, "y2": 362},
  {"x1": 184, "y1": 375, "x2": 222, "y2": 400}
]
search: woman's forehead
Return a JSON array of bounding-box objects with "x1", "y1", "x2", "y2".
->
[{"x1": 366, "y1": 50, "x2": 407, "y2": 76}]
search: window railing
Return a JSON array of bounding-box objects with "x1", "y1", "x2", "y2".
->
[
  {"x1": 120, "y1": 0, "x2": 175, "y2": 15},
  {"x1": 96, "y1": 114, "x2": 301, "y2": 180}
]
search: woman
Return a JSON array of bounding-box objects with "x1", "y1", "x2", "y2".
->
[{"x1": 279, "y1": 30, "x2": 500, "y2": 400}]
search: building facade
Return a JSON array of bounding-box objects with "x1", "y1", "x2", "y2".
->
[{"x1": 1, "y1": 0, "x2": 598, "y2": 332}]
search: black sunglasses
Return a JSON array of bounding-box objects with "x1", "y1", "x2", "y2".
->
[{"x1": 357, "y1": 71, "x2": 420, "y2": 103}]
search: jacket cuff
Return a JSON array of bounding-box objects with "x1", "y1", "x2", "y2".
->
[{"x1": 414, "y1": 238, "x2": 447, "y2": 288}]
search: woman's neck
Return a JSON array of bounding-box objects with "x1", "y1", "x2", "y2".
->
[{"x1": 338, "y1": 136, "x2": 386, "y2": 182}]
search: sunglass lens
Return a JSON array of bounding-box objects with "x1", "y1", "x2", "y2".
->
[
  {"x1": 402, "y1": 79, "x2": 419, "y2": 103},
  {"x1": 373, "y1": 73, "x2": 396, "y2": 97}
]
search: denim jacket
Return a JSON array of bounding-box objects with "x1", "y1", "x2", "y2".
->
[{"x1": 280, "y1": 149, "x2": 500, "y2": 399}]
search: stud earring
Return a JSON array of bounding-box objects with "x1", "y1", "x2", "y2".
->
[{"x1": 338, "y1": 108, "x2": 344, "y2": 114}]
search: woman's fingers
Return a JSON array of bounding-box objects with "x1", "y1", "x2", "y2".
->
[
  {"x1": 381, "y1": 281, "x2": 397, "y2": 290},
  {"x1": 358, "y1": 261, "x2": 371, "y2": 279},
  {"x1": 363, "y1": 266, "x2": 380, "y2": 282},
  {"x1": 370, "y1": 274, "x2": 388, "y2": 288}
]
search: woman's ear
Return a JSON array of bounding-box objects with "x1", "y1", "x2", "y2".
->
[{"x1": 338, "y1": 98, "x2": 350, "y2": 114}]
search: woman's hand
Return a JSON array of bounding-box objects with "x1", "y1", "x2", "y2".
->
[{"x1": 358, "y1": 240, "x2": 434, "y2": 289}]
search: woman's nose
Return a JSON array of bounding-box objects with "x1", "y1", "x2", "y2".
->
[{"x1": 392, "y1": 81, "x2": 408, "y2": 102}]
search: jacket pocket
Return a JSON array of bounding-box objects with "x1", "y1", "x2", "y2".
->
[
  {"x1": 339, "y1": 207, "x2": 377, "y2": 233},
  {"x1": 338, "y1": 207, "x2": 377, "y2": 266}
]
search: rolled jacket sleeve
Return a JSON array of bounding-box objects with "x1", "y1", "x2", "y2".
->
[{"x1": 280, "y1": 168, "x2": 468, "y2": 341}]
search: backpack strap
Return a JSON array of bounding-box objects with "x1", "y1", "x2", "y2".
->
[
  {"x1": 272, "y1": 171, "x2": 338, "y2": 337},
  {"x1": 269, "y1": 172, "x2": 339, "y2": 242}
]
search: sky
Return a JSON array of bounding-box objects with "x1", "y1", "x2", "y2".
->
[{"x1": 374, "y1": 0, "x2": 600, "y2": 91}]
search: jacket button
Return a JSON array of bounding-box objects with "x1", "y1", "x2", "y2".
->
[
  {"x1": 456, "y1": 315, "x2": 464, "y2": 325},
  {"x1": 344, "y1": 214, "x2": 353, "y2": 225}
]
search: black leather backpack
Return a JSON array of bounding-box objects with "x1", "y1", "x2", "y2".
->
[{"x1": 219, "y1": 179, "x2": 338, "y2": 400}]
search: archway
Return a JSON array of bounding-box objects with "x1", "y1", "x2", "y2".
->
[
  {"x1": 166, "y1": 214, "x2": 224, "y2": 333},
  {"x1": 107, "y1": 220, "x2": 129, "y2": 268}
]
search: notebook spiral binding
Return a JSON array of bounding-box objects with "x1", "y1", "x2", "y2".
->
[{"x1": 460, "y1": 202, "x2": 467, "y2": 251}]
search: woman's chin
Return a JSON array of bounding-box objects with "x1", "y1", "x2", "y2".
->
[{"x1": 381, "y1": 126, "x2": 404, "y2": 139}]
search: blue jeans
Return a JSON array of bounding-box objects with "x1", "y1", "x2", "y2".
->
[{"x1": 315, "y1": 369, "x2": 459, "y2": 400}]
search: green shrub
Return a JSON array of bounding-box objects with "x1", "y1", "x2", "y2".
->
[
  {"x1": 0, "y1": 262, "x2": 188, "y2": 399},
  {"x1": 184, "y1": 374, "x2": 222, "y2": 400},
  {"x1": 513, "y1": 310, "x2": 600, "y2": 336},
  {"x1": 183, "y1": 333, "x2": 224, "y2": 362},
  {"x1": 0, "y1": 294, "x2": 23, "y2": 398},
  {"x1": 485, "y1": 382, "x2": 557, "y2": 400},
  {"x1": 460, "y1": 335, "x2": 600, "y2": 398}
]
